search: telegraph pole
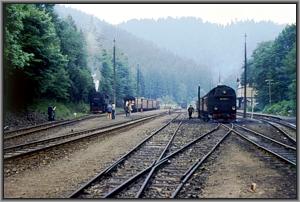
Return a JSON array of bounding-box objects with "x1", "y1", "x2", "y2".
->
[
  {"x1": 113, "y1": 39, "x2": 116, "y2": 105},
  {"x1": 265, "y1": 79, "x2": 273, "y2": 105},
  {"x1": 243, "y1": 33, "x2": 247, "y2": 118},
  {"x1": 137, "y1": 64, "x2": 140, "y2": 98},
  {"x1": 198, "y1": 85, "x2": 201, "y2": 118}
]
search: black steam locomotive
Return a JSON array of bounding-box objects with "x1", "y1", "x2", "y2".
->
[
  {"x1": 198, "y1": 85, "x2": 236, "y2": 122},
  {"x1": 90, "y1": 92, "x2": 110, "y2": 113}
]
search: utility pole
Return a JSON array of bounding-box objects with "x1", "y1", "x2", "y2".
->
[
  {"x1": 198, "y1": 85, "x2": 201, "y2": 118},
  {"x1": 251, "y1": 84, "x2": 254, "y2": 119},
  {"x1": 137, "y1": 64, "x2": 140, "y2": 98},
  {"x1": 265, "y1": 79, "x2": 273, "y2": 105},
  {"x1": 113, "y1": 38, "x2": 116, "y2": 105},
  {"x1": 243, "y1": 33, "x2": 247, "y2": 118}
]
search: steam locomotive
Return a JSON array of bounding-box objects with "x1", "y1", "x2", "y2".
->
[
  {"x1": 90, "y1": 92, "x2": 110, "y2": 113},
  {"x1": 198, "y1": 85, "x2": 236, "y2": 122}
]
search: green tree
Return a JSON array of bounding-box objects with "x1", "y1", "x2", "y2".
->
[
  {"x1": 4, "y1": 4, "x2": 70, "y2": 110},
  {"x1": 99, "y1": 50, "x2": 113, "y2": 97},
  {"x1": 244, "y1": 24, "x2": 296, "y2": 114},
  {"x1": 55, "y1": 15, "x2": 94, "y2": 102}
]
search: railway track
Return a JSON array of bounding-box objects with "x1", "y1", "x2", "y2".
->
[
  {"x1": 4, "y1": 113, "x2": 166, "y2": 160},
  {"x1": 137, "y1": 125, "x2": 230, "y2": 198},
  {"x1": 259, "y1": 119, "x2": 296, "y2": 143},
  {"x1": 237, "y1": 121, "x2": 296, "y2": 148},
  {"x1": 69, "y1": 113, "x2": 183, "y2": 198},
  {"x1": 69, "y1": 117, "x2": 233, "y2": 198},
  {"x1": 237, "y1": 112, "x2": 296, "y2": 144},
  {"x1": 172, "y1": 123, "x2": 296, "y2": 198},
  {"x1": 224, "y1": 124, "x2": 296, "y2": 166},
  {"x1": 236, "y1": 111, "x2": 296, "y2": 131},
  {"x1": 3, "y1": 114, "x2": 103, "y2": 140}
]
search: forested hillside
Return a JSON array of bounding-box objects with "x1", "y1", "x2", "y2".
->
[
  {"x1": 4, "y1": 4, "x2": 94, "y2": 111},
  {"x1": 119, "y1": 18, "x2": 285, "y2": 87},
  {"x1": 242, "y1": 24, "x2": 296, "y2": 115},
  {"x1": 54, "y1": 5, "x2": 212, "y2": 104}
]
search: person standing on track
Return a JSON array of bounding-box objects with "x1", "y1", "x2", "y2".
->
[
  {"x1": 188, "y1": 105, "x2": 194, "y2": 119},
  {"x1": 125, "y1": 101, "x2": 129, "y2": 117},
  {"x1": 128, "y1": 101, "x2": 132, "y2": 116},
  {"x1": 107, "y1": 103, "x2": 112, "y2": 119},
  {"x1": 112, "y1": 103, "x2": 116, "y2": 119}
]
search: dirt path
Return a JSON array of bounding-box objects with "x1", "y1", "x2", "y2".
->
[{"x1": 194, "y1": 133, "x2": 296, "y2": 198}]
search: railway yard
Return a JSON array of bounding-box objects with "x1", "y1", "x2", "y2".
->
[{"x1": 3, "y1": 109, "x2": 297, "y2": 199}]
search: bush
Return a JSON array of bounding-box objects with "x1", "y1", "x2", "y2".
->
[{"x1": 263, "y1": 100, "x2": 295, "y2": 116}]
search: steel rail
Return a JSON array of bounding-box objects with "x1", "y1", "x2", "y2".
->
[
  {"x1": 68, "y1": 113, "x2": 181, "y2": 198},
  {"x1": 234, "y1": 124, "x2": 296, "y2": 150},
  {"x1": 135, "y1": 121, "x2": 183, "y2": 198},
  {"x1": 223, "y1": 124, "x2": 296, "y2": 166},
  {"x1": 4, "y1": 113, "x2": 164, "y2": 160},
  {"x1": 171, "y1": 124, "x2": 232, "y2": 198},
  {"x1": 158, "y1": 124, "x2": 220, "y2": 164},
  {"x1": 3, "y1": 114, "x2": 103, "y2": 140},
  {"x1": 262, "y1": 118, "x2": 296, "y2": 131},
  {"x1": 103, "y1": 123, "x2": 221, "y2": 198},
  {"x1": 260, "y1": 119, "x2": 296, "y2": 143},
  {"x1": 236, "y1": 111, "x2": 296, "y2": 130},
  {"x1": 4, "y1": 113, "x2": 163, "y2": 151}
]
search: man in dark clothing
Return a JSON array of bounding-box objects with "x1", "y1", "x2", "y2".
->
[
  {"x1": 107, "y1": 104, "x2": 112, "y2": 119},
  {"x1": 188, "y1": 105, "x2": 194, "y2": 119},
  {"x1": 48, "y1": 106, "x2": 56, "y2": 121}
]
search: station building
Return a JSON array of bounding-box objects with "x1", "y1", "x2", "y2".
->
[{"x1": 236, "y1": 84, "x2": 257, "y2": 110}]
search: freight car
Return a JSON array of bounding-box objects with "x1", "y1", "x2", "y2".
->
[
  {"x1": 90, "y1": 92, "x2": 110, "y2": 113},
  {"x1": 123, "y1": 96, "x2": 160, "y2": 112},
  {"x1": 198, "y1": 85, "x2": 236, "y2": 122}
]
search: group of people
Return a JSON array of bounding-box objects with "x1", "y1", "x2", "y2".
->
[
  {"x1": 106, "y1": 102, "x2": 195, "y2": 120},
  {"x1": 106, "y1": 101, "x2": 134, "y2": 119},
  {"x1": 124, "y1": 100, "x2": 133, "y2": 117},
  {"x1": 106, "y1": 103, "x2": 116, "y2": 119}
]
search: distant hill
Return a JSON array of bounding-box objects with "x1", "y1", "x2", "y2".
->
[
  {"x1": 54, "y1": 5, "x2": 212, "y2": 102},
  {"x1": 119, "y1": 17, "x2": 285, "y2": 85},
  {"x1": 54, "y1": 5, "x2": 286, "y2": 102}
]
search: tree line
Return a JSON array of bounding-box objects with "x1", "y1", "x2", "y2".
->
[
  {"x1": 55, "y1": 5, "x2": 212, "y2": 106},
  {"x1": 4, "y1": 3, "x2": 141, "y2": 111},
  {"x1": 242, "y1": 24, "x2": 296, "y2": 115}
]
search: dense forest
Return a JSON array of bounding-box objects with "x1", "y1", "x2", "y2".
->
[
  {"x1": 4, "y1": 4, "x2": 92, "y2": 110},
  {"x1": 4, "y1": 4, "x2": 138, "y2": 112},
  {"x1": 242, "y1": 24, "x2": 296, "y2": 115},
  {"x1": 54, "y1": 5, "x2": 212, "y2": 105}
]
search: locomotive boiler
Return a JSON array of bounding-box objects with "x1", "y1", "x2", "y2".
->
[{"x1": 198, "y1": 85, "x2": 236, "y2": 122}]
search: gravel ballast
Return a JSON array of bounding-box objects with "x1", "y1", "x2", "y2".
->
[{"x1": 4, "y1": 113, "x2": 177, "y2": 198}]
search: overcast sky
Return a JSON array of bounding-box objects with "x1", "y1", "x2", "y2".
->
[{"x1": 62, "y1": 4, "x2": 296, "y2": 25}]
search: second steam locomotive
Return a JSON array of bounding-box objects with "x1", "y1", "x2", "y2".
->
[{"x1": 198, "y1": 85, "x2": 236, "y2": 122}]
